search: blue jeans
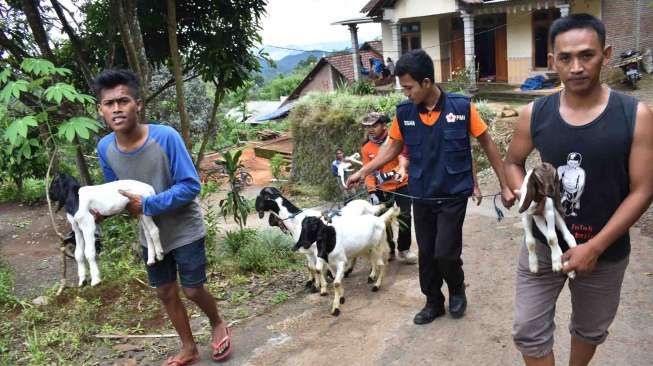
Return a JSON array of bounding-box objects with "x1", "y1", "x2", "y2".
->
[{"x1": 142, "y1": 237, "x2": 207, "y2": 288}]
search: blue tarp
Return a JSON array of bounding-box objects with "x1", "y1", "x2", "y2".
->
[
  {"x1": 254, "y1": 102, "x2": 295, "y2": 122},
  {"x1": 520, "y1": 75, "x2": 555, "y2": 91}
]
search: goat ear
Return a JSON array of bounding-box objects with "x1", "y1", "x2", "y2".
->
[
  {"x1": 553, "y1": 170, "x2": 564, "y2": 214},
  {"x1": 518, "y1": 175, "x2": 536, "y2": 213}
]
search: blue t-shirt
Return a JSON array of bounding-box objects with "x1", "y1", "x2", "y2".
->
[{"x1": 97, "y1": 124, "x2": 205, "y2": 252}]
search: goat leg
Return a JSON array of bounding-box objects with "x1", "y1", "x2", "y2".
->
[
  {"x1": 554, "y1": 210, "x2": 577, "y2": 279},
  {"x1": 521, "y1": 213, "x2": 539, "y2": 273},
  {"x1": 331, "y1": 262, "x2": 346, "y2": 316},
  {"x1": 71, "y1": 222, "x2": 87, "y2": 287}
]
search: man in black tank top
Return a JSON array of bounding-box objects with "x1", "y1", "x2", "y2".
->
[{"x1": 504, "y1": 14, "x2": 653, "y2": 366}]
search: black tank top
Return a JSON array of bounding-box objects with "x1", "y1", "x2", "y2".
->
[{"x1": 531, "y1": 90, "x2": 638, "y2": 261}]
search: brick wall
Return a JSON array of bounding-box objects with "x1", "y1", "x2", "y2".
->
[{"x1": 601, "y1": 0, "x2": 653, "y2": 64}]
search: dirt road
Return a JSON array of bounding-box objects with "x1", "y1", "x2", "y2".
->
[{"x1": 190, "y1": 201, "x2": 653, "y2": 366}]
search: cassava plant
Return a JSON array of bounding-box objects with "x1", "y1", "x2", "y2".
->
[{"x1": 217, "y1": 149, "x2": 252, "y2": 229}]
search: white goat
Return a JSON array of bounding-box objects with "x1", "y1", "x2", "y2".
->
[
  {"x1": 518, "y1": 163, "x2": 577, "y2": 279},
  {"x1": 294, "y1": 205, "x2": 400, "y2": 316},
  {"x1": 337, "y1": 152, "x2": 363, "y2": 188},
  {"x1": 254, "y1": 187, "x2": 386, "y2": 295},
  {"x1": 50, "y1": 173, "x2": 164, "y2": 287}
]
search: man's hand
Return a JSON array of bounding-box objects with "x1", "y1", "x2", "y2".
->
[
  {"x1": 119, "y1": 190, "x2": 143, "y2": 216},
  {"x1": 501, "y1": 185, "x2": 516, "y2": 208},
  {"x1": 472, "y1": 185, "x2": 482, "y2": 206},
  {"x1": 561, "y1": 242, "x2": 601, "y2": 274},
  {"x1": 395, "y1": 167, "x2": 408, "y2": 183},
  {"x1": 346, "y1": 171, "x2": 363, "y2": 188}
]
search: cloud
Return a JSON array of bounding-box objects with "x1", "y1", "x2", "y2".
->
[{"x1": 261, "y1": 0, "x2": 381, "y2": 49}]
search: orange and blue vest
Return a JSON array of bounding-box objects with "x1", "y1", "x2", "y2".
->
[{"x1": 396, "y1": 93, "x2": 474, "y2": 200}]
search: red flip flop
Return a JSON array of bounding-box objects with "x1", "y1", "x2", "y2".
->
[
  {"x1": 211, "y1": 327, "x2": 233, "y2": 362},
  {"x1": 161, "y1": 354, "x2": 200, "y2": 366}
]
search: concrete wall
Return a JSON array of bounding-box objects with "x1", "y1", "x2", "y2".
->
[
  {"x1": 381, "y1": 22, "x2": 396, "y2": 62},
  {"x1": 298, "y1": 65, "x2": 335, "y2": 97},
  {"x1": 391, "y1": 0, "x2": 456, "y2": 21},
  {"x1": 506, "y1": 11, "x2": 533, "y2": 84},
  {"x1": 419, "y1": 16, "x2": 442, "y2": 82}
]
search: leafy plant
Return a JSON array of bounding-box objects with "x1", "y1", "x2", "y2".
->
[
  {"x1": 0, "y1": 59, "x2": 101, "y2": 191},
  {"x1": 220, "y1": 228, "x2": 257, "y2": 256},
  {"x1": 269, "y1": 153, "x2": 287, "y2": 180},
  {"x1": 348, "y1": 79, "x2": 376, "y2": 95},
  {"x1": 217, "y1": 149, "x2": 252, "y2": 229},
  {"x1": 474, "y1": 99, "x2": 497, "y2": 125}
]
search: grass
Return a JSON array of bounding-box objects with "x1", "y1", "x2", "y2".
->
[
  {"x1": 0, "y1": 181, "x2": 307, "y2": 364},
  {"x1": 0, "y1": 178, "x2": 46, "y2": 205}
]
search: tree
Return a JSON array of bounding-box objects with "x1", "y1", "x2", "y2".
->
[{"x1": 0, "y1": 59, "x2": 101, "y2": 190}]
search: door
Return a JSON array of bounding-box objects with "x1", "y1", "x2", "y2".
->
[
  {"x1": 495, "y1": 24, "x2": 508, "y2": 82},
  {"x1": 451, "y1": 28, "x2": 465, "y2": 73}
]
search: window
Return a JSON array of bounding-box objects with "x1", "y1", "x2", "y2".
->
[{"x1": 400, "y1": 22, "x2": 421, "y2": 55}]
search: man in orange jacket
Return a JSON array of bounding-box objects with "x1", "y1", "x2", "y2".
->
[{"x1": 361, "y1": 112, "x2": 417, "y2": 263}]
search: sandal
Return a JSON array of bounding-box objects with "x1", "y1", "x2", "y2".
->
[
  {"x1": 211, "y1": 327, "x2": 233, "y2": 362},
  {"x1": 161, "y1": 354, "x2": 200, "y2": 366}
]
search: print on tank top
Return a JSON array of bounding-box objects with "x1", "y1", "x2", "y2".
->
[{"x1": 557, "y1": 152, "x2": 586, "y2": 217}]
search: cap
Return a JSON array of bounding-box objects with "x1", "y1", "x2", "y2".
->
[{"x1": 361, "y1": 112, "x2": 390, "y2": 126}]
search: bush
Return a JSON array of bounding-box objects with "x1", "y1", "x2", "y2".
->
[
  {"x1": 474, "y1": 99, "x2": 497, "y2": 125},
  {"x1": 0, "y1": 178, "x2": 45, "y2": 204},
  {"x1": 347, "y1": 79, "x2": 376, "y2": 95},
  {"x1": 289, "y1": 91, "x2": 405, "y2": 199},
  {"x1": 269, "y1": 153, "x2": 287, "y2": 180},
  {"x1": 220, "y1": 228, "x2": 258, "y2": 256},
  {"x1": 0, "y1": 261, "x2": 18, "y2": 307},
  {"x1": 219, "y1": 228, "x2": 299, "y2": 274}
]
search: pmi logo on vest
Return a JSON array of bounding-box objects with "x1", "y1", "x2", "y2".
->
[{"x1": 446, "y1": 113, "x2": 466, "y2": 123}]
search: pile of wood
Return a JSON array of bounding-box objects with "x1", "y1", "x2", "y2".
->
[{"x1": 256, "y1": 130, "x2": 281, "y2": 141}]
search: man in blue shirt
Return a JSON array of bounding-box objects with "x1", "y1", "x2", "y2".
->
[{"x1": 94, "y1": 69, "x2": 231, "y2": 364}]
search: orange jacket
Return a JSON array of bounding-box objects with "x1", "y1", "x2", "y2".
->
[{"x1": 361, "y1": 139, "x2": 408, "y2": 192}]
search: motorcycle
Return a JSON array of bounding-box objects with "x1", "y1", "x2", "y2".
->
[{"x1": 618, "y1": 49, "x2": 642, "y2": 89}]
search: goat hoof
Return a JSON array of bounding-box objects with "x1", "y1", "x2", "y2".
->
[
  {"x1": 146, "y1": 259, "x2": 156, "y2": 266},
  {"x1": 367, "y1": 277, "x2": 374, "y2": 284},
  {"x1": 371, "y1": 285, "x2": 380, "y2": 292},
  {"x1": 78, "y1": 279, "x2": 87, "y2": 287},
  {"x1": 320, "y1": 291, "x2": 328, "y2": 297},
  {"x1": 340, "y1": 297, "x2": 345, "y2": 304},
  {"x1": 332, "y1": 308, "x2": 341, "y2": 317},
  {"x1": 91, "y1": 279, "x2": 101, "y2": 287},
  {"x1": 305, "y1": 280, "x2": 314, "y2": 288}
]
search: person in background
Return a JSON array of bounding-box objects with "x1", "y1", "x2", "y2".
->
[{"x1": 361, "y1": 112, "x2": 417, "y2": 264}]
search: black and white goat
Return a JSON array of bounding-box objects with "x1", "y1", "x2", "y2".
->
[
  {"x1": 254, "y1": 187, "x2": 387, "y2": 294},
  {"x1": 518, "y1": 163, "x2": 577, "y2": 279},
  {"x1": 294, "y1": 205, "x2": 400, "y2": 316},
  {"x1": 49, "y1": 173, "x2": 164, "y2": 286}
]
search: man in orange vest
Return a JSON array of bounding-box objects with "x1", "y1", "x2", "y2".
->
[{"x1": 361, "y1": 112, "x2": 417, "y2": 263}]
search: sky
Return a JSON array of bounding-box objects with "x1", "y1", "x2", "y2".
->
[{"x1": 260, "y1": 0, "x2": 381, "y2": 59}]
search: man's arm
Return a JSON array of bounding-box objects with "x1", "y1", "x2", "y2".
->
[
  {"x1": 477, "y1": 131, "x2": 515, "y2": 207},
  {"x1": 562, "y1": 102, "x2": 653, "y2": 273},
  {"x1": 504, "y1": 102, "x2": 535, "y2": 196},
  {"x1": 97, "y1": 142, "x2": 118, "y2": 183},
  {"x1": 346, "y1": 138, "x2": 404, "y2": 187},
  {"x1": 140, "y1": 129, "x2": 201, "y2": 216}
]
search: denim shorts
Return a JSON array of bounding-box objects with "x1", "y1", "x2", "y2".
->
[{"x1": 142, "y1": 237, "x2": 207, "y2": 288}]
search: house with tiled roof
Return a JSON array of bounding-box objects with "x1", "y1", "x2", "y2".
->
[
  {"x1": 281, "y1": 41, "x2": 386, "y2": 105},
  {"x1": 359, "y1": 0, "x2": 650, "y2": 84}
]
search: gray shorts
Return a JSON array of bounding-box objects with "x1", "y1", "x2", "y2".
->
[{"x1": 512, "y1": 240, "x2": 629, "y2": 358}]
